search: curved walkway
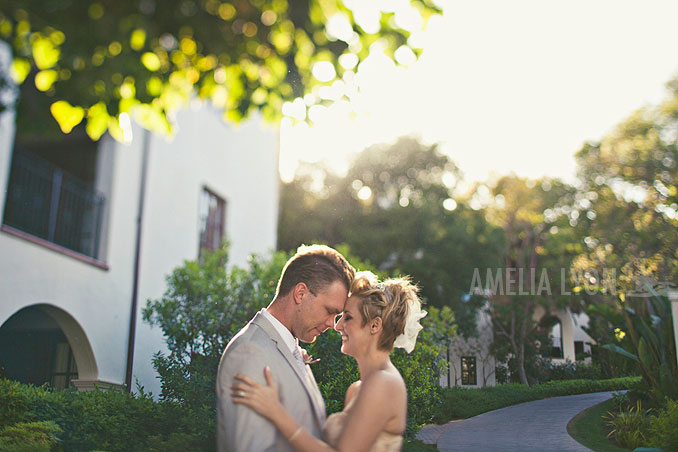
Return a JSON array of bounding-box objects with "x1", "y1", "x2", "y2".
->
[{"x1": 418, "y1": 391, "x2": 616, "y2": 452}]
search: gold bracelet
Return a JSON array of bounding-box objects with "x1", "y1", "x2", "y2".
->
[{"x1": 288, "y1": 426, "x2": 303, "y2": 442}]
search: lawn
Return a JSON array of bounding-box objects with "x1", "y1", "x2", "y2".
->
[{"x1": 567, "y1": 398, "x2": 630, "y2": 452}]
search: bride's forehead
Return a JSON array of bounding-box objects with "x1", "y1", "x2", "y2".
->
[{"x1": 344, "y1": 296, "x2": 362, "y2": 311}]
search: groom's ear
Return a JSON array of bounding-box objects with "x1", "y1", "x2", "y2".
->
[
  {"x1": 370, "y1": 317, "x2": 383, "y2": 334},
  {"x1": 292, "y1": 282, "x2": 309, "y2": 305}
]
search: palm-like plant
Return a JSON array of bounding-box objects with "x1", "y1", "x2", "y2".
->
[{"x1": 602, "y1": 285, "x2": 678, "y2": 404}]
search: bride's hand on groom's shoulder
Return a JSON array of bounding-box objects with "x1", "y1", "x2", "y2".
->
[
  {"x1": 231, "y1": 366, "x2": 283, "y2": 419},
  {"x1": 301, "y1": 348, "x2": 320, "y2": 365}
]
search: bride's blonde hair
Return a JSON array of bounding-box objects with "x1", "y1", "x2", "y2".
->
[{"x1": 349, "y1": 273, "x2": 421, "y2": 351}]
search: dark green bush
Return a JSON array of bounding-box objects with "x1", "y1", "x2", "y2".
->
[
  {"x1": 0, "y1": 379, "x2": 49, "y2": 428},
  {"x1": 0, "y1": 421, "x2": 62, "y2": 452},
  {"x1": 434, "y1": 376, "x2": 641, "y2": 422},
  {"x1": 44, "y1": 387, "x2": 162, "y2": 452},
  {"x1": 534, "y1": 360, "x2": 605, "y2": 382},
  {"x1": 0, "y1": 378, "x2": 203, "y2": 452},
  {"x1": 649, "y1": 399, "x2": 678, "y2": 452}
]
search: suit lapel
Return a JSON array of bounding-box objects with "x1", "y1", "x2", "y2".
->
[
  {"x1": 251, "y1": 313, "x2": 326, "y2": 426},
  {"x1": 306, "y1": 366, "x2": 327, "y2": 421}
]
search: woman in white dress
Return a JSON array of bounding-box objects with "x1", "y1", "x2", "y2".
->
[{"x1": 231, "y1": 272, "x2": 426, "y2": 452}]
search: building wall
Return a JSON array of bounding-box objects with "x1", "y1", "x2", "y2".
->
[
  {"x1": 445, "y1": 307, "x2": 496, "y2": 388},
  {"x1": 0, "y1": 101, "x2": 278, "y2": 395},
  {"x1": 0, "y1": 131, "x2": 145, "y2": 387},
  {"x1": 130, "y1": 105, "x2": 279, "y2": 395}
]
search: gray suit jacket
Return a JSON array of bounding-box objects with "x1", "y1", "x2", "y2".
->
[{"x1": 216, "y1": 311, "x2": 327, "y2": 452}]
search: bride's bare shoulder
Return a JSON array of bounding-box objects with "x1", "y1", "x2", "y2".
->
[
  {"x1": 362, "y1": 369, "x2": 406, "y2": 400},
  {"x1": 345, "y1": 380, "x2": 362, "y2": 405}
]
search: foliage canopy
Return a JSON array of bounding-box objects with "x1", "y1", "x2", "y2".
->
[{"x1": 0, "y1": 0, "x2": 440, "y2": 141}]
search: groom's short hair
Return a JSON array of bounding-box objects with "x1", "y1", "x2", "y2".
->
[{"x1": 276, "y1": 245, "x2": 355, "y2": 297}]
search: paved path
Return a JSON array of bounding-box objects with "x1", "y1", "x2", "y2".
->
[{"x1": 417, "y1": 391, "x2": 616, "y2": 452}]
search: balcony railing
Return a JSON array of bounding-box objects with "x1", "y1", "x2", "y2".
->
[{"x1": 3, "y1": 150, "x2": 106, "y2": 260}]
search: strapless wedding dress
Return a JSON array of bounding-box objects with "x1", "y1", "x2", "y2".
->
[{"x1": 323, "y1": 401, "x2": 403, "y2": 452}]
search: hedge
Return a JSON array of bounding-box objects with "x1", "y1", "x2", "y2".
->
[
  {"x1": 0, "y1": 378, "x2": 203, "y2": 452},
  {"x1": 434, "y1": 376, "x2": 641, "y2": 423}
]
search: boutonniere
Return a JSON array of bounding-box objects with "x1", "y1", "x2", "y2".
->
[{"x1": 300, "y1": 348, "x2": 320, "y2": 365}]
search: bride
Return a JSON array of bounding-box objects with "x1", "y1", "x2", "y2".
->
[{"x1": 231, "y1": 272, "x2": 426, "y2": 452}]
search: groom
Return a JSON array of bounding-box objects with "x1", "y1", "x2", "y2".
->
[{"x1": 216, "y1": 244, "x2": 355, "y2": 452}]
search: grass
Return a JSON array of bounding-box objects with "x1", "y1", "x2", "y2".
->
[
  {"x1": 433, "y1": 376, "x2": 640, "y2": 423},
  {"x1": 567, "y1": 398, "x2": 630, "y2": 452},
  {"x1": 403, "y1": 438, "x2": 439, "y2": 452}
]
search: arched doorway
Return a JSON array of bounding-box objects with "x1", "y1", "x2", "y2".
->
[{"x1": 0, "y1": 304, "x2": 97, "y2": 390}]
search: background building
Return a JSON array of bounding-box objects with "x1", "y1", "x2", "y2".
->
[
  {"x1": 0, "y1": 71, "x2": 279, "y2": 396},
  {"x1": 441, "y1": 303, "x2": 595, "y2": 388}
]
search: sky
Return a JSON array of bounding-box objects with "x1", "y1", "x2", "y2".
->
[{"x1": 278, "y1": 0, "x2": 678, "y2": 185}]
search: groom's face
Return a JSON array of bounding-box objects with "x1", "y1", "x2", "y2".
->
[{"x1": 295, "y1": 280, "x2": 348, "y2": 343}]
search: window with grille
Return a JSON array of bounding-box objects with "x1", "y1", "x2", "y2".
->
[
  {"x1": 461, "y1": 356, "x2": 477, "y2": 386},
  {"x1": 198, "y1": 188, "x2": 226, "y2": 258}
]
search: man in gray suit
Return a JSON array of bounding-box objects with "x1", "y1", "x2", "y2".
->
[{"x1": 216, "y1": 245, "x2": 355, "y2": 452}]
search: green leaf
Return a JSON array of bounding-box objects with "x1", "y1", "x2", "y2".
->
[
  {"x1": 34, "y1": 70, "x2": 58, "y2": 91},
  {"x1": 9, "y1": 59, "x2": 31, "y2": 84},
  {"x1": 638, "y1": 337, "x2": 657, "y2": 369},
  {"x1": 601, "y1": 343, "x2": 639, "y2": 362},
  {"x1": 141, "y1": 52, "x2": 161, "y2": 71},
  {"x1": 133, "y1": 104, "x2": 171, "y2": 136},
  {"x1": 130, "y1": 29, "x2": 146, "y2": 51},
  {"x1": 50, "y1": 101, "x2": 84, "y2": 133},
  {"x1": 86, "y1": 102, "x2": 110, "y2": 140},
  {"x1": 32, "y1": 36, "x2": 60, "y2": 70}
]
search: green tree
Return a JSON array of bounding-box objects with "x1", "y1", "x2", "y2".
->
[
  {"x1": 478, "y1": 175, "x2": 583, "y2": 385},
  {"x1": 569, "y1": 77, "x2": 678, "y2": 402},
  {"x1": 0, "y1": 0, "x2": 440, "y2": 139},
  {"x1": 278, "y1": 136, "x2": 504, "y2": 309},
  {"x1": 571, "y1": 77, "x2": 678, "y2": 291},
  {"x1": 142, "y1": 245, "x2": 288, "y2": 447}
]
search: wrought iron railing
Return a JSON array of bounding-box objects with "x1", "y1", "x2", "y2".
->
[{"x1": 3, "y1": 149, "x2": 106, "y2": 260}]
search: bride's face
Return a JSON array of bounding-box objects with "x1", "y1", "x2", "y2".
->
[{"x1": 334, "y1": 296, "x2": 371, "y2": 357}]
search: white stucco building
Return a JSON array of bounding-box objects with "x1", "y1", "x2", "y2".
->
[
  {"x1": 443, "y1": 305, "x2": 497, "y2": 388},
  {"x1": 0, "y1": 79, "x2": 279, "y2": 395},
  {"x1": 441, "y1": 302, "x2": 595, "y2": 388}
]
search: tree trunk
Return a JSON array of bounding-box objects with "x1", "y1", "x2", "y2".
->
[{"x1": 517, "y1": 340, "x2": 529, "y2": 386}]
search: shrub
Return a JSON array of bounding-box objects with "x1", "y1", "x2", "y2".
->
[
  {"x1": 0, "y1": 378, "x2": 206, "y2": 452},
  {"x1": 0, "y1": 378, "x2": 55, "y2": 428},
  {"x1": 604, "y1": 400, "x2": 652, "y2": 450},
  {"x1": 649, "y1": 399, "x2": 678, "y2": 452},
  {"x1": 0, "y1": 421, "x2": 62, "y2": 452},
  {"x1": 601, "y1": 292, "x2": 678, "y2": 405},
  {"x1": 45, "y1": 387, "x2": 164, "y2": 452},
  {"x1": 434, "y1": 376, "x2": 640, "y2": 422},
  {"x1": 142, "y1": 245, "x2": 290, "y2": 449},
  {"x1": 533, "y1": 360, "x2": 604, "y2": 382}
]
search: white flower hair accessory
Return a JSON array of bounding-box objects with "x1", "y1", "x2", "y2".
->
[
  {"x1": 356, "y1": 270, "x2": 378, "y2": 287},
  {"x1": 393, "y1": 299, "x2": 427, "y2": 353}
]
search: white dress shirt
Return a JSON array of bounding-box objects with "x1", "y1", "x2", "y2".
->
[{"x1": 261, "y1": 309, "x2": 297, "y2": 355}]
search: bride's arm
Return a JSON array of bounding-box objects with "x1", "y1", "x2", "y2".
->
[{"x1": 232, "y1": 368, "x2": 403, "y2": 452}]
